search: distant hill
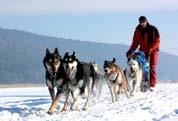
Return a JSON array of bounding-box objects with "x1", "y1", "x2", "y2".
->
[{"x1": 0, "y1": 27, "x2": 177, "y2": 84}]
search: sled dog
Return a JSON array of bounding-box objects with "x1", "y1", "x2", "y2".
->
[
  {"x1": 43, "y1": 48, "x2": 69, "y2": 114},
  {"x1": 62, "y1": 52, "x2": 96, "y2": 110},
  {"x1": 103, "y1": 58, "x2": 129, "y2": 103},
  {"x1": 125, "y1": 53, "x2": 143, "y2": 96}
]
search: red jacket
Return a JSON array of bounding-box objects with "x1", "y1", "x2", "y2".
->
[{"x1": 129, "y1": 23, "x2": 160, "y2": 56}]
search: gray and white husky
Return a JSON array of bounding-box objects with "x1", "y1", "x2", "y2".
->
[
  {"x1": 90, "y1": 61, "x2": 104, "y2": 99},
  {"x1": 125, "y1": 57, "x2": 143, "y2": 96}
]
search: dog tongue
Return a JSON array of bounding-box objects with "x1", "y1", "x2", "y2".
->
[
  {"x1": 104, "y1": 73, "x2": 110, "y2": 78},
  {"x1": 66, "y1": 69, "x2": 70, "y2": 76}
]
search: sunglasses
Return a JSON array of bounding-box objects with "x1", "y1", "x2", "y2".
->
[{"x1": 139, "y1": 21, "x2": 146, "y2": 24}]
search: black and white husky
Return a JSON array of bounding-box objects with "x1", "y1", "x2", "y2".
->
[
  {"x1": 43, "y1": 48, "x2": 69, "y2": 114},
  {"x1": 62, "y1": 52, "x2": 96, "y2": 110}
]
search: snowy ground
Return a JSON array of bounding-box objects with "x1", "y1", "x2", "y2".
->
[{"x1": 0, "y1": 83, "x2": 178, "y2": 121}]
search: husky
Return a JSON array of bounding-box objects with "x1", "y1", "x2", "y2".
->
[
  {"x1": 90, "y1": 61, "x2": 104, "y2": 99},
  {"x1": 62, "y1": 52, "x2": 97, "y2": 110},
  {"x1": 103, "y1": 58, "x2": 129, "y2": 103},
  {"x1": 43, "y1": 48, "x2": 69, "y2": 114},
  {"x1": 125, "y1": 52, "x2": 143, "y2": 96}
]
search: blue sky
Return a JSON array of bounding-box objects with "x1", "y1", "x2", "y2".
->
[{"x1": 0, "y1": 0, "x2": 177, "y2": 55}]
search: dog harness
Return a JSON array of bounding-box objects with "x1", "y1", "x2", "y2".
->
[{"x1": 110, "y1": 73, "x2": 119, "y2": 83}]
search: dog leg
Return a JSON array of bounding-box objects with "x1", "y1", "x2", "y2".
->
[
  {"x1": 127, "y1": 80, "x2": 132, "y2": 96},
  {"x1": 62, "y1": 90, "x2": 70, "y2": 111},
  {"x1": 127, "y1": 79, "x2": 134, "y2": 97},
  {"x1": 83, "y1": 79, "x2": 93, "y2": 110},
  {"x1": 110, "y1": 87, "x2": 115, "y2": 103},
  {"x1": 124, "y1": 87, "x2": 130, "y2": 98},
  {"x1": 94, "y1": 79, "x2": 99, "y2": 98},
  {"x1": 71, "y1": 95, "x2": 81, "y2": 111},
  {"x1": 68, "y1": 92, "x2": 74, "y2": 105},
  {"x1": 108, "y1": 84, "x2": 115, "y2": 102},
  {"x1": 47, "y1": 92, "x2": 62, "y2": 114},
  {"x1": 70, "y1": 89, "x2": 81, "y2": 111},
  {"x1": 136, "y1": 82, "x2": 141, "y2": 93},
  {"x1": 98, "y1": 78, "x2": 103, "y2": 99},
  {"x1": 114, "y1": 86, "x2": 119, "y2": 101},
  {"x1": 135, "y1": 76, "x2": 142, "y2": 94},
  {"x1": 131, "y1": 80, "x2": 136, "y2": 96},
  {"x1": 48, "y1": 87, "x2": 55, "y2": 102},
  {"x1": 94, "y1": 77, "x2": 103, "y2": 99},
  {"x1": 110, "y1": 86, "x2": 116, "y2": 103},
  {"x1": 106, "y1": 80, "x2": 115, "y2": 103}
]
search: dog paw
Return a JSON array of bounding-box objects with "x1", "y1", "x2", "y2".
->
[
  {"x1": 62, "y1": 108, "x2": 67, "y2": 112},
  {"x1": 70, "y1": 106, "x2": 77, "y2": 111},
  {"x1": 130, "y1": 93, "x2": 134, "y2": 96},
  {"x1": 126, "y1": 94, "x2": 130, "y2": 98},
  {"x1": 83, "y1": 106, "x2": 88, "y2": 111},
  {"x1": 47, "y1": 110, "x2": 53, "y2": 115},
  {"x1": 111, "y1": 100, "x2": 116, "y2": 103}
]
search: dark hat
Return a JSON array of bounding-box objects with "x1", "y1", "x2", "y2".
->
[{"x1": 139, "y1": 16, "x2": 147, "y2": 22}]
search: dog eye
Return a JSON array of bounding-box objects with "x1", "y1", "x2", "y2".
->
[
  {"x1": 108, "y1": 65, "x2": 113, "y2": 68},
  {"x1": 49, "y1": 59, "x2": 52, "y2": 63},
  {"x1": 69, "y1": 58, "x2": 72, "y2": 62},
  {"x1": 54, "y1": 61, "x2": 60, "y2": 65}
]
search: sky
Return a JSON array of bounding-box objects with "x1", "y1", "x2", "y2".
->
[{"x1": 0, "y1": 0, "x2": 178, "y2": 55}]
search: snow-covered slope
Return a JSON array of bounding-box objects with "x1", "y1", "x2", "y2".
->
[{"x1": 0, "y1": 83, "x2": 178, "y2": 121}]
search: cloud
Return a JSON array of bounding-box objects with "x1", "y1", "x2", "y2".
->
[{"x1": 0, "y1": 0, "x2": 178, "y2": 16}]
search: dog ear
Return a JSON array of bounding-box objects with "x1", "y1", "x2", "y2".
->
[
  {"x1": 46, "y1": 48, "x2": 50, "y2": 55},
  {"x1": 112, "y1": 58, "x2": 116, "y2": 63},
  {"x1": 103, "y1": 61, "x2": 107, "y2": 68},
  {"x1": 93, "y1": 61, "x2": 96, "y2": 64},
  {"x1": 72, "y1": 51, "x2": 76, "y2": 56},
  {"x1": 64, "y1": 52, "x2": 69, "y2": 58},
  {"x1": 54, "y1": 48, "x2": 59, "y2": 54},
  {"x1": 72, "y1": 51, "x2": 76, "y2": 59}
]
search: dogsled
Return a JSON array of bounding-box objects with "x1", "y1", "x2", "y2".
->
[{"x1": 126, "y1": 50, "x2": 150, "y2": 92}]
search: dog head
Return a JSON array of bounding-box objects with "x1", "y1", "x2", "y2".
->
[
  {"x1": 62, "y1": 51, "x2": 78, "y2": 77},
  {"x1": 103, "y1": 58, "x2": 118, "y2": 77},
  {"x1": 43, "y1": 48, "x2": 62, "y2": 76},
  {"x1": 126, "y1": 58, "x2": 139, "y2": 74}
]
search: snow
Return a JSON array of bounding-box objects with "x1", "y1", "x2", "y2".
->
[{"x1": 0, "y1": 83, "x2": 178, "y2": 121}]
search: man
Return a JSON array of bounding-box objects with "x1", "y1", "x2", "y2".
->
[{"x1": 127, "y1": 16, "x2": 160, "y2": 91}]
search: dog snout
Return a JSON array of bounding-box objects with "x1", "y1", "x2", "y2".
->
[
  {"x1": 52, "y1": 66, "x2": 56, "y2": 72},
  {"x1": 130, "y1": 67, "x2": 134, "y2": 72},
  {"x1": 104, "y1": 69, "x2": 108, "y2": 73},
  {"x1": 52, "y1": 72, "x2": 56, "y2": 76}
]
